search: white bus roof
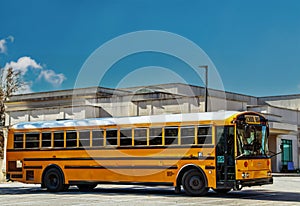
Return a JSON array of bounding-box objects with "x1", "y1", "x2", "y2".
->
[{"x1": 11, "y1": 111, "x2": 239, "y2": 130}]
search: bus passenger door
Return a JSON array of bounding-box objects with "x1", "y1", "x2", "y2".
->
[{"x1": 216, "y1": 126, "x2": 235, "y2": 188}]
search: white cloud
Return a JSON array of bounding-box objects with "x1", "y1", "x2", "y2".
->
[
  {"x1": 38, "y1": 69, "x2": 66, "y2": 86},
  {"x1": 1, "y1": 56, "x2": 66, "y2": 93},
  {"x1": 0, "y1": 35, "x2": 14, "y2": 53},
  {"x1": 7, "y1": 35, "x2": 14, "y2": 43},
  {"x1": 0, "y1": 35, "x2": 66, "y2": 93},
  {"x1": 0, "y1": 39, "x2": 7, "y2": 53},
  {"x1": 4, "y1": 56, "x2": 42, "y2": 75}
]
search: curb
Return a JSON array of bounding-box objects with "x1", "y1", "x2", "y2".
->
[{"x1": 272, "y1": 173, "x2": 300, "y2": 177}]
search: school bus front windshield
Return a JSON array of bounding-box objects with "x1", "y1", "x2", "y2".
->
[{"x1": 236, "y1": 124, "x2": 269, "y2": 158}]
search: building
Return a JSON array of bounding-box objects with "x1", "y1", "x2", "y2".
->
[{"x1": 1, "y1": 83, "x2": 300, "y2": 179}]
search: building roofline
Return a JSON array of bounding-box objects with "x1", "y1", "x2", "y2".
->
[
  {"x1": 259, "y1": 93, "x2": 300, "y2": 99},
  {"x1": 11, "y1": 86, "x2": 130, "y2": 97},
  {"x1": 121, "y1": 82, "x2": 258, "y2": 98},
  {"x1": 248, "y1": 102, "x2": 300, "y2": 112},
  {"x1": 7, "y1": 86, "x2": 131, "y2": 102}
]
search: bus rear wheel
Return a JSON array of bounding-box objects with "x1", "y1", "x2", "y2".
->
[
  {"x1": 182, "y1": 169, "x2": 208, "y2": 196},
  {"x1": 77, "y1": 184, "x2": 97, "y2": 192},
  {"x1": 43, "y1": 167, "x2": 65, "y2": 192}
]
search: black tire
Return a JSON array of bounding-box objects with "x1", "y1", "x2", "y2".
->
[
  {"x1": 213, "y1": 188, "x2": 231, "y2": 194},
  {"x1": 43, "y1": 167, "x2": 65, "y2": 192},
  {"x1": 182, "y1": 169, "x2": 208, "y2": 196},
  {"x1": 77, "y1": 184, "x2": 97, "y2": 192}
]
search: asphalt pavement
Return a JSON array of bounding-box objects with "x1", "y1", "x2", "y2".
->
[{"x1": 0, "y1": 176, "x2": 299, "y2": 205}]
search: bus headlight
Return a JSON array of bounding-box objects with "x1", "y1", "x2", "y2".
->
[
  {"x1": 242, "y1": 172, "x2": 246, "y2": 178},
  {"x1": 267, "y1": 171, "x2": 272, "y2": 176}
]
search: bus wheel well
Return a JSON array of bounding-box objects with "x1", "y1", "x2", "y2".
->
[
  {"x1": 176, "y1": 165, "x2": 207, "y2": 188},
  {"x1": 41, "y1": 164, "x2": 65, "y2": 188}
]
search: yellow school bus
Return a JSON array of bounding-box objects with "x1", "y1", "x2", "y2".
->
[{"x1": 6, "y1": 111, "x2": 273, "y2": 196}]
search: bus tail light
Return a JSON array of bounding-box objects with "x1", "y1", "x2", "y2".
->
[
  {"x1": 267, "y1": 160, "x2": 270, "y2": 167},
  {"x1": 244, "y1": 161, "x2": 248, "y2": 168}
]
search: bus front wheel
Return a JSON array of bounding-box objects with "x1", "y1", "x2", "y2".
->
[
  {"x1": 182, "y1": 169, "x2": 208, "y2": 196},
  {"x1": 43, "y1": 167, "x2": 65, "y2": 192}
]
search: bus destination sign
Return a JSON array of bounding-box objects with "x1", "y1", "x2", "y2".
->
[{"x1": 244, "y1": 115, "x2": 260, "y2": 124}]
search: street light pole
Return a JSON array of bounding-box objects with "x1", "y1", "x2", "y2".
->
[{"x1": 199, "y1": 65, "x2": 208, "y2": 112}]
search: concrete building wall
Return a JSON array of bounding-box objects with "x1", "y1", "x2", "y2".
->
[
  {"x1": 269, "y1": 134, "x2": 277, "y2": 172},
  {"x1": 268, "y1": 107, "x2": 299, "y2": 125},
  {"x1": 258, "y1": 95, "x2": 300, "y2": 110}
]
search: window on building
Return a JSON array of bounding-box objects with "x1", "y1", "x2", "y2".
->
[
  {"x1": 181, "y1": 126, "x2": 195, "y2": 145},
  {"x1": 53, "y1": 132, "x2": 64, "y2": 147},
  {"x1": 25, "y1": 133, "x2": 40, "y2": 148},
  {"x1": 14, "y1": 133, "x2": 23, "y2": 149},
  {"x1": 66, "y1": 131, "x2": 77, "y2": 147},
  {"x1": 42, "y1": 132, "x2": 51, "y2": 147},
  {"x1": 149, "y1": 127, "x2": 162, "y2": 145},
  {"x1": 120, "y1": 128, "x2": 132, "y2": 146},
  {"x1": 92, "y1": 130, "x2": 103, "y2": 147},
  {"x1": 106, "y1": 129, "x2": 118, "y2": 146},
  {"x1": 79, "y1": 130, "x2": 90, "y2": 147},
  {"x1": 134, "y1": 128, "x2": 147, "y2": 146},
  {"x1": 197, "y1": 126, "x2": 212, "y2": 144},
  {"x1": 165, "y1": 127, "x2": 178, "y2": 145}
]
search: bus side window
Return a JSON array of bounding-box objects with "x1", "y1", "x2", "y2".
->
[
  {"x1": 149, "y1": 128, "x2": 162, "y2": 145},
  {"x1": 134, "y1": 128, "x2": 147, "y2": 146},
  {"x1": 181, "y1": 126, "x2": 195, "y2": 145},
  {"x1": 120, "y1": 128, "x2": 132, "y2": 146},
  {"x1": 92, "y1": 130, "x2": 104, "y2": 147},
  {"x1": 25, "y1": 133, "x2": 40, "y2": 148},
  {"x1": 66, "y1": 131, "x2": 77, "y2": 147},
  {"x1": 79, "y1": 130, "x2": 91, "y2": 147},
  {"x1": 106, "y1": 129, "x2": 118, "y2": 146},
  {"x1": 165, "y1": 127, "x2": 178, "y2": 145},
  {"x1": 197, "y1": 126, "x2": 212, "y2": 144},
  {"x1": 42, "y1": 132, "x2": 51, "y2": 147},
  {"x1": 53, "y1": 132, "x2": 64, "y2": 147},
  {"x1": 14, "y1": 133, "x2": 24, "y2": 149}
]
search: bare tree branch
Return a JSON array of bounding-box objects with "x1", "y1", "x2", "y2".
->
[{"x1": 0, "y1": 67, "x2": 24, "y2": 126}]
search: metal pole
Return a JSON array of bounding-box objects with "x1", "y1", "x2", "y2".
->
[
  {"x1": 205, "y1": 66, "x2": 208, "y2": 112},
  {"x1": 297, "y1": 108, "x2": 299, "y2": 171},
  {"x1": 199, "y1": 65, "x2": 208, "y2": 112}
]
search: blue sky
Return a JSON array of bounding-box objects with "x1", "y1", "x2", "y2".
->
[{"x1": 0, "y1": 0, "x2": 300, "y2": 96}]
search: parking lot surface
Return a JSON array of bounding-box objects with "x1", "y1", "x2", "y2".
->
[{"x1": 0, "y1": 176, "x2": 300, "y2": 206}]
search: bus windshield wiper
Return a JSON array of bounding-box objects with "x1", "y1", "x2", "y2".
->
[{"x1": 236, "y1": 153, "x2": 247, "y2": 159}]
